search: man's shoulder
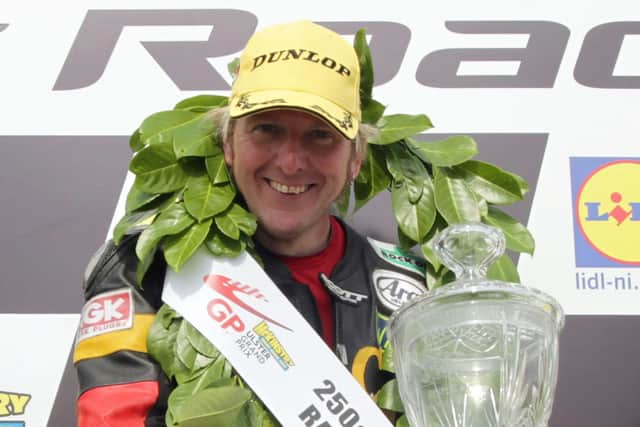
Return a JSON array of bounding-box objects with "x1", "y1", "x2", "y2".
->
[{"x1": 83, "y1": 233, "x2": 166, "y2": 305}]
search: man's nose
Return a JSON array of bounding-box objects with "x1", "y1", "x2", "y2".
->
[{"x1": 277, "y1": 135, "x2": 306, "y2": 174}]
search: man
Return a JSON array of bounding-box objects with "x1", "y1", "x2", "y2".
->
[{"x1": 73, "y1": 20, "x2": 426, "y2": 425}]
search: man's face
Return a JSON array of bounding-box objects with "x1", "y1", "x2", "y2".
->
[{"x1": 223, "y1": 109, "x2": 361, "y2": 254}]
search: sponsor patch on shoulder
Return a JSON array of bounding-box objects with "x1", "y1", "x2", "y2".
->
[
  {"x1": 367, "y1": 237, "x2": 426, "y2": 277},
  {"x1": 77, "y1": 288, "x2": 134, "y2": 342},
  {"x1": 373, "y1": 269, "x2": 426, "y2": 312}
]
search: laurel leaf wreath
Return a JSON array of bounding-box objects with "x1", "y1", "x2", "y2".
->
[{"x1": 114, "y1": 28, "x2": 534, "y2": 426}]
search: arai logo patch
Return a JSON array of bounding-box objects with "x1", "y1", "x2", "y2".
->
[{"x1": 373, "y1": 269, "x2": 425, "y2": 312}]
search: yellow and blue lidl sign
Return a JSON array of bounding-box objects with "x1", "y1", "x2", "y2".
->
[{"x1": 571, "y1": 157, "x2": 640, "y2": 267}]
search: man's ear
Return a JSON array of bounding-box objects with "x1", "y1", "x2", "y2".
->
[
  {"x1": 222, "y1": 140, "x2": 234, "y2": 167},
  {"x1": 350, "y1": 157, "x2": 362, "y2": 181}
]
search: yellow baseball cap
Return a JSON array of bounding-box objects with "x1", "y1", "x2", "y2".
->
[{"x1": 229, "y1": 20, "x2": 361, "y2": 139}]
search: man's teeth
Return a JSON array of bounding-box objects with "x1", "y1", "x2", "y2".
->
[{"x1": 269, "y1": 180, "x2": 309, "y2": 194}]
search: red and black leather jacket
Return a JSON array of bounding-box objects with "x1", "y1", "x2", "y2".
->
[{"x1": 73, "y1": 219, "x2": 427, "y2": 426}]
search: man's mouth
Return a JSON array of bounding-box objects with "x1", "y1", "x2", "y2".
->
[{"x1": 268, "y1": 179, "x2": 310, "y2": 195}]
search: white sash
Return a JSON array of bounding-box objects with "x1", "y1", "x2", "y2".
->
[{"x1": 162, "y1": 248, "x2": 393, "y2": 427}]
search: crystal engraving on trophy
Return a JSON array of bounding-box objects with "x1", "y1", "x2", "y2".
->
[{"x1": 389, "y1": 222, "x2": 564, "y2": 427}]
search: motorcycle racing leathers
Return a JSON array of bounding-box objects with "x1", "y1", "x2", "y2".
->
[{"x1": 73, "y1": 217, "x2": 427, "y2": 426}]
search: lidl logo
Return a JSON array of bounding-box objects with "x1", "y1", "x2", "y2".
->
[{"x1": 570, "y1": 158, "x2": 640, "y2": 267}]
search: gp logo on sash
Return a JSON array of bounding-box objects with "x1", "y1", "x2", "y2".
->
[
  {"x1": 570, "y1": 157, "x2": 640, "y2": 267},
  {"x1": 204, "y1": 274, "x2": 292, "y2": 332}
]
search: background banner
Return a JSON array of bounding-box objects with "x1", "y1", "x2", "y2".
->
[{"x1": 1, "y1": 1, "x2": 638, "y2": 425}]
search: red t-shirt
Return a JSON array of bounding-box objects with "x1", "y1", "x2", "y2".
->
[{"x1": 277, "y1": 216, "x2": 345, "y2": 349}]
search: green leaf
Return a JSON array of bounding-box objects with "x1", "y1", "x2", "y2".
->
[
  {"x1": 395, "y1": 414, "x2": 410, "y2": 427},
  {"x1": 184, "y1": 175, "x2": 236, "y2": 221},
  {"x1": 205, "y1": 227, "x2": 246, "y2": 258},
  {"x1": 381, "y1": 344, "x2": 395, "y2": 372},
  {"x1": 147, "y1": 306, "x2": 181, "y2": 378},
  {"x1": 172, "y1": 386, "x2": 252, "y2": 427},
  {"x1": 130, "y1": 142, "x2": 188, "y2": 193},
  {"x1": 136, "y1": 203, "x2": 195, "y2": 263},
  {"x1": 354, "y1": 146, "x2": 390, "y2": 211},
  {"x1": 173, "y1": 116, "x2": 220, "y2": 159},
  {"x1": 176, "y1": 320, "x2": 198, "y2": 371},
  {"x1": 408, "y1": 135, "x2": 478, "y2": 167},
  {"x1": 456, "y1": 160, "x2": 524, "y2": 204},
  {"x1": 478, "y1": 197, "x2": 489, "y2": 217},
  {"x1": 376, "y1": 379, "x2": 404, "y2": 413},
  {"x1": 361, "y1": 98, "x2": 386, "y2": 125},
  {"x1": 391, "y1": 180, "x2": 436, "y2": 243},
  {"x1": 139, "y1": 110, "x2": 202, "y2": 145},
  {"x1": 172, "y1": 353, "x2": 234, "y2": 404},
  {"x1": 158, "y1": 303, "x2": 182, "y2": 329},
  {"x1": 371, "y1": 114, "x2": 433, "y2": 145},
  {"x1": 129, "y1": 129, "x2": 144, "y2": 152},
  {"x1": 125, "y1": 185, "x2": 162, "y2": 213},
  {"x1": 425, "y1": 264, "x2": 456, "y2": 290},
  {"x1": 354, "y1": 28, "x2": 374, "y2": 102},
  {"x1": 167, "y1": 375, "x2": 239, "y2": 424},
  {"x1": 163, "y1": 219, "x2": 213, "y2": 272},
  {"x1": 385, "y1": 142, "x2": 429, "y2": 203},
  {"x1": 185, "y1": 321, "x2": 220, "y2": 359},
  {"x1": 217, "y1": 353, "x2": 234, "y2": 380},
  {"x1": 191, "y1": 352, "x2": 216, "y2": 374},
  {"x1": 174, "y1": 95, "x2": 229, "y2": 112},
  {"x1": 112, "y1": 207, "x2": 158, "y2": 245},
  {"x1": 183, "y1": 358, "x2": 233, "y2": 396},
  {"x1": 233, "y1": 400, "x2": 278, "y2": 427},
  {"x1": 419, "y1": 214, "x2": 447, "y2": 270},
  {"x1": 135, "y1": 203, "x2": 195, "y2": 284},
  {"x1": 226, "y1": 204, "x2": 258, "y2": 236},
  {"x1": 205, "y1": 155, "x2": 231, "y2": 185},
  {"x1": 513, "y1": 172, "x2": 529, "y2": 196},
  {"x1": 136, "y1": 245, "x2": 158, "y2": 286},
  {"x1": 396, "y1": 225, "x2": 417, "y2": 251},
  {"x1": 483, "y1": 206, "x2": 535, "y2": 255},
  {"x1": 433, "y1": 167, "x2": 481, "y2": 224},
  {"x1": 487, "y1": 254, "x2": 521, "y2": 283},
  {"x1": 125, "y1": 186, "x2": 178, "y2": 215},
  {"x1": 215, "y1": 213, "x2": 240, "y2": 240}
]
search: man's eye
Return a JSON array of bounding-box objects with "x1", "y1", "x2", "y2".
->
[
  {"x1": 308, "y1": 129, "x2": 335, "y2": 143},
  {"x1": 253, "y1": 124, "x2": 281, "y2": 135}
]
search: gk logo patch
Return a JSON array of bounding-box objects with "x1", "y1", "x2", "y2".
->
[{"x1": 77, "y1": 288, "x2": 134, "y2": 341}]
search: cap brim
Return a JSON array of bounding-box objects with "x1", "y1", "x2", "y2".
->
[{"x1": 229, "y1": 89, "x2": 359, "y2": 139}]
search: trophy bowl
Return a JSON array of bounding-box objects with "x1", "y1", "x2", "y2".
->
[{"x1": 388, "y1": 223, "x2": 564, "y2": 427}]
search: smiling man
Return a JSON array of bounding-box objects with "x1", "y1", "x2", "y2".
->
[
  {"x1": 73, "y1": 20, "x2": 427, "y2": 426},
  {"x1": 222, "y1": 108, "x2": 360, "y2": 256}
]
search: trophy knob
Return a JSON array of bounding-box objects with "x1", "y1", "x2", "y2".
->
[{"x1": 432, "y1": 222, "x2": 505, "y2": 281}]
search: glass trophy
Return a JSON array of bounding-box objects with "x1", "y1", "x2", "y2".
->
[{"x1": 389, "y1": 222, "x2": 564, "y2": 427}]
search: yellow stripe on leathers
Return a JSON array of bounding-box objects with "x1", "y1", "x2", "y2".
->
[
  {"x1": 73, "y1": 314, "x2": 155, "y2": 363},
  {"x1": 351, "y1": 346, "x2": 382, "y2": 393}
]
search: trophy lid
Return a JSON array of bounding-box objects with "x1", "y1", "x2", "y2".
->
[{"x1": 389, "y1": 222, "x2": 565, "y2": 332}]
